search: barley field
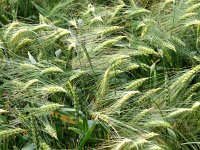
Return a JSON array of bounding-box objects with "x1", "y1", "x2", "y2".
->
[{"x1": 1, "y1": 0, "x2": 200, "y2": 149}]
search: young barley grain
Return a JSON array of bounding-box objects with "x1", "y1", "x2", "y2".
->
[
  {"x1": 45, "y1": 125, "x2": 58, "y2": 139},
  {"x1": 41, "y1": 86, "x2": 67, "y2": 94},
  {"x1": 98, "y1": 67, "x2": 111, "y2": 97},
  {"x1": 31, "y1": 104, "x2": 63, "y2": 116},
  {"x1": 0, "y1": 109, "x2": 8, "y2": 114},
  {"x1": 132, "y1": 108, "x2": 153, "y2": 122},
  {"x1": 129, "y1": 138, "x2": 149, "y2": 149},
  {"x1": 125, "y1": 8, "x2": 150, "y2": 17},
  {"x1": 68, "y1": 81, "x2": 80, "y2": 120},
  {"x1": 10, "y1": 29, "x2": 34, "y2": 44},
  {"x1": 11, "y1": 79, "x2": 24, "y2": 87},
  {"x1": 186, "y1": 0, "x2": 199, "y2": 4},
  {"x1": 183, "y1": 83, "x2": 200, "y2": 99},
  {"x1": 170, "y1": 65, "x2": 200, "y2": 90},
  {"x1": 113, "y1": 138, "x2": 132, "y2": 150},
  {"x1": 186, "y1": 3, "x2": 200, "y2": 12},
  {"x1": 113, "y1": 91, "x2": 139, "y2": 110},
  {"x1": 191, "y1": 101, "x2": 200, "y2": 110},
  {"x1": 97, "y1": 26, "x2": 122, "y2": 35},
  {"x1": 23, "y1": 79, "x2": 39, "y2": 90},
  {"x1": 164, "y1": 0, "x2": 175, "y2": 5},
  {"x1": 185, "y1": 20, "x2": 200, "y2": 27},
  {"x1": 54, "y1": 29, "x2": 71, "y2": 41},
  {"x1": 143, "y1": 132, "x2": 159, "y2": 139},
  {"x1": 47, "y1": 28, "x2": 71, "y2": 41},
  {"x1": 15, "y1": 38, "x2": 33, "y2": 51},
  {"x1": 90, "y1": 16, "x2": 103, "y2": 23},
  {"x1": 111, "y1": 4, "x2": 125, "y2": 21},
  {"x1": 91, "y1": 112, "x2": 110, "y2": 123},
  {"x1": 180, "y1": 12, "x2": 197, "y2": 20},
  {"x1": 145, "y1": 120, "x2": 172, "y2": 128},
  {"x1": 161, "y1": 41, "x2": 176, "y2": 52},
  {"x1": 69, "y1": 20, "x2": 77, "y2": 28},
  {"x1": 0, "y1": 128, "x2": 24, "y2": 141},
  {"x1": 40, "y1": 142, "x2": 51, "y2": 150},
  {"x1": 126, "y1": 78, "x2": 148, "y2": 90},
  {"x1": 30, "y1": 115, "x2": 39, "y2": 148},
  {"x1": 167, "y1": 108, "x2": 192, "y2": 118},
  {"x1": 40, "y1": 67, "x2": 63, "y2": 75},
  {"x1": 162, "y1": 0, "x2": 175, "y2": 9},
  {"x1": 4, "y1": 21, "x2": 20, "y2": 38},
  {"x1": 171, "y1": 36, "x2": 186, "y2": 47},
  {"x1": 32, "y1": 24, "x2": 52, "y2": 32},
  {"x1": 93, "y1": 36, "x2": 126, "y2": 54},
  {"x1": 137, "y1": 46, "x2": 158, "y2": 55},
  {"x1": 137, "y1": 88, "x2": 162, "y2": 104},
  {"x1": 148, "y1": 145, "x2": 163, "y2": 150},
  {"x1": 20, "y1": 63, "x2": 39, "y2": 70}
]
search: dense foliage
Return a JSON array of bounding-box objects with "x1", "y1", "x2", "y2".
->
[{"x1": 1, "y1": 0, "x2": 200, "y2": 149}]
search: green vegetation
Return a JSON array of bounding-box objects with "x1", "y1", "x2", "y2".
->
[{"x1": 1, "y1": 0, "x2": 200, "y2": 149}]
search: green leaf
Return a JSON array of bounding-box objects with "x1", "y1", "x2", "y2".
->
[
  {"x1": 78, "y1": 120, "x2": 97, "y2": 150},
  {"x1": 28, "y1": 51, "x2": 37, "y2": 64},
  {"x1": 68, "y1": 127, "x2": 83, "y2": 135}
]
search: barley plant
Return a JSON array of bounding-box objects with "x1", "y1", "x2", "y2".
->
[{"x1": 1, "y1": 0, "x2": 200, "y2": 149}]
